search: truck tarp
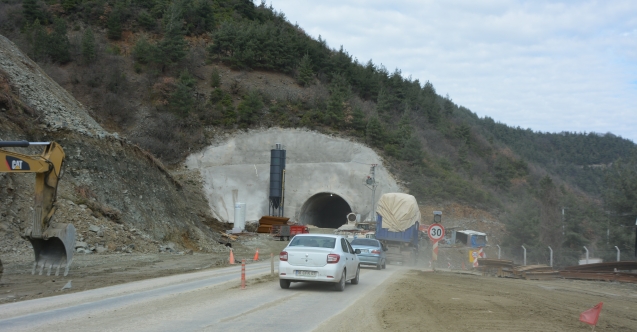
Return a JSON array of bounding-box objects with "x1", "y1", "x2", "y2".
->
[{"x1": 376, "y1": 193, "x2": 421, "y2": 232}]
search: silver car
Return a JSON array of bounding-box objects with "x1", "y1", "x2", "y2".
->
[
  {"x1": 349, "y1": 238, "x2": 387, "y2": 270},
  {"x1": 279, "y1": 234, "x2": 361, "y2": 291}
]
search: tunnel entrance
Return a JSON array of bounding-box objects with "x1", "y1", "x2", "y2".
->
[{"x1": 299, "y1": 193, "x2": 352, "y2": 228}]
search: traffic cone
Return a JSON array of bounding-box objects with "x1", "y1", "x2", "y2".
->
[
  {"x1": 253, "y1": 248, "x2": 259, "y2": 261},
  {"x1": 229, "y1": 249, "x2": 235, "y2": 265}
]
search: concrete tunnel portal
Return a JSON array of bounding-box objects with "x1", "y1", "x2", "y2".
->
[
  {"x1": 300, "y1": 193, "x2": 352, "y2": 228},
  {"x1": 185, "y1": 128, "x2": 402, "y2": 225}
]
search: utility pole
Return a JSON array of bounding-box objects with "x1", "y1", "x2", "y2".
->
[{"x1": 365, "y1": 164, "x2": 378, "y2": 222}]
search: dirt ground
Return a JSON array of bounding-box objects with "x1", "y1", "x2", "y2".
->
[
  {"x1": 0, "y1": 234, "x2": 288, "y2": 304},
  {"x1": 319, "y1": 270, "x2": 637, "y2": 332}
]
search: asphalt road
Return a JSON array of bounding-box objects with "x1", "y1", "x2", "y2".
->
[{"x1": 0, "y1": 261, "x2": 402, "y2": 332}]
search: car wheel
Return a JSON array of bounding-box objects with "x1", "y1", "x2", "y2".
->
[
  {"x1": 279, "y1": 279, "x2": 290, "y2": 289},
  {"x1": 334, "y1": 269, "x2": 346, "y2": 291},
  {"x1": 382, "y1": 260, "x2": 386, "y2": 269},
  {"x1": 351, "y1": 266, "x2": 360, "y2": 285}
]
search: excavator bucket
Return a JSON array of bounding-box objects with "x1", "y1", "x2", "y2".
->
[{"x1": 28, "y1": 223, "x2": 76, "y2": 276}]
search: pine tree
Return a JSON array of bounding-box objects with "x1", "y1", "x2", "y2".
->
[
  {"x1": 400, "y1": 136, "x2": 423, "y2": 163},
  {"x1": 22, "y1": 0, "x2": 41, "y2": 25},
  {"x1": 132, "y1": 36, "x2": 158, "y2": 64},
  {"x1": 107, "y1": 10, "x2": 122, "y2": 40},
  {"x1": 366, "y1": 116, "x2": 385, "y2": 148},
  {"x1": 396, "y1": 106, "x2": 413, "y2": 146},
  {"x1": 351, "y1": 106, "x2": 366, "y2": 135},
  {"x1": 29, "y1": 19, "x2": 47, "y2": 61},
  {"x1": 376, "y1": 87, "x2": 392, "y2": 122},
  {"x1": 48, "y1": 18, "x2": 71, "y2": 63},
  {"x1": 296, "y1": 53, "x2": 314, "y2": 86},
  {"x1": 62, "y1": 0, "x2": 77, "y2": 12},
  {"x1": 237, "y1": 90, "x2": 263, "y2": 127},
  {"x1": 157, "y1": 4, "x2": 187, "y2": 66},
  {"x1": 138, "y1": 10, "x2": 156, "y2": 31},
  {"x1": 81, "y1": 28, "x2": 96, "y2": 64},
  {"x1": 210, "y1": 67, "x2": 221, "y2": 88},
  {"x1": 168, "y1": 71, "x2": 196, "y2": 117}
]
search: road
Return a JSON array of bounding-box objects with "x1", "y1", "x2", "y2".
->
[{"x1": 0, "y1": 261, "x2": 403, "y2": 332}]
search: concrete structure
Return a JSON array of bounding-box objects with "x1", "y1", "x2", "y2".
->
[{"x1": 185, "y1": 128, "x2": 402, "y2": 228}]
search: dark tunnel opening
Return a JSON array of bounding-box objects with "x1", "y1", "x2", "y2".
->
[{"x1": 299, "y1": 193, "x2": 352, "y2": 228}]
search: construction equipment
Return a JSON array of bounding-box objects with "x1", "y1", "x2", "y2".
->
[{"x1": 0, "y1": 140, "x2": 75, "y2": 276}]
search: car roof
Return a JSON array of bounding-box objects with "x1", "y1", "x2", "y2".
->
[{"x1": 293, "y1": 233, "x2": 344, "y2": 239}]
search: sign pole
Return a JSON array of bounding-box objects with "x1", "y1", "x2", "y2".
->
[
  {"x1": 427, "y1": 223, "x2": 445, "y2": 272},
  {"x1": 432, "y1": 240, "x2": 439, "y2": 271}
]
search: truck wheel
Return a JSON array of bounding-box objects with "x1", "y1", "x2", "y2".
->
[
  {"x1": 279, "y1": 279, "x2": 291, "y2": 289},
  {"x1": 334, "y1": 269, "x2": 346, "y2": 291},
  {"x1": 351, "y1": 266, "x2": 360, "y2": 285}
]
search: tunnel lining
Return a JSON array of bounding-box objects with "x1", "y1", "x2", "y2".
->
[{"x1": 299, "y1": 193, "x2": 352, "y2": 228}]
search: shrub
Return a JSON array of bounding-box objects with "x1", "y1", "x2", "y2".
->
[
  {"x1": 237, "y1": 90, "x2": 263, "y2": 127},
  {"x1": 210, "y1": 67, "x2": 221, "y2": 88}
]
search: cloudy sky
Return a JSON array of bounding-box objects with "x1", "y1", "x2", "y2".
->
[{"x1": 266, "y1": 0, "x2": 637, "y2": 143}]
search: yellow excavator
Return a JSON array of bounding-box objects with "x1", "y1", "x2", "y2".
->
[{"x1": 0, "y1": 141, "x2": 75, "y2": 276}]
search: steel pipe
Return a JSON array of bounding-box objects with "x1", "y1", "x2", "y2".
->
[
  {"x1": 522, "y1": 245, "x2": 526, "y2": 266},
  {"x1": 548, "y1": 246, "x2": 553, "y2": 267},
  {"x1": 583, "y1": 246, "x2": 589, "y2": 264},
  {"x1": 496, "y1": 244, "x2": 501, "y2": 259},
  {"x1": 615, "y1": 246, "x2": 620, "y2": 262}
]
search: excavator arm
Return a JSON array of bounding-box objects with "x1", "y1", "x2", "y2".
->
[{"x1": 0, "y1": 141, "x2": 76, "y2": 276}]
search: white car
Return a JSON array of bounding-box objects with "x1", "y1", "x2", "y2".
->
[{"x1": 278, "y1": 234, "x2": 361, "y2": 291}]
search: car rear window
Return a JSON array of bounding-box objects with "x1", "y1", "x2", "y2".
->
[
  {"x1": 289, "y1": 236, "x2": 336, "y2": 248},
  {"x1": 350, "y1": 239, "x2": 378, "y2": 247}
]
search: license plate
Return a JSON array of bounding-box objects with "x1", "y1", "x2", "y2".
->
[
  {"x1": 295, "y1": 270, "x2": 317, "y2": 277},
  {"x1": 360, "y1": 249, "x2": 369, "y2": 253}
]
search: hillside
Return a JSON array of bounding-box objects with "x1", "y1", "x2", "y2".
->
[
  {"x1": 0, "y1": 34, "x2": 228, "y2": 257},
  {"x1": 0, "y1": 0, "x2": 635, "y2": 265}
]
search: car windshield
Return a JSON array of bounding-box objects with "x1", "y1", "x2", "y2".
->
[
  {"x1": 289, "y1": 236, "x2": 336, "y2": 248},
  {"x1": 350, "y1": 239, "x2": 379, "y2": 247}
]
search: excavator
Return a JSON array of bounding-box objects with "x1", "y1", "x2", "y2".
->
[{"x1": 0, "y1": 140, "x2": 75, "y2": 277}]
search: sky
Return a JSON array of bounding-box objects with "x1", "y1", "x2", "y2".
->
[{"x1": 265, "y1": 0, "x2": 637, "y2": 143}]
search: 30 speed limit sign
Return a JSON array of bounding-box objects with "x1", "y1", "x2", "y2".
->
[{"x1": 428, "y1": 223, "x2": 445, "y2": 242}]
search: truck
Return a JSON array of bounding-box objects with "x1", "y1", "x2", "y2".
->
[
  {"x1": 374, "y1": 193, "x2": 421, "y2": 266},
  {"x1": 271, "y1": 224, "x2": 310, "y2": 241}
]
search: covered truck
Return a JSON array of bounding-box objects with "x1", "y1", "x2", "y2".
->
[{"x1": 375, "y1": 193, "x2": 421, "y2": 265}]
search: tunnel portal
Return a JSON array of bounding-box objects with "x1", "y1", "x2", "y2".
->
[{"x1": 299, "y1": 193, "x2": 352, "y2": 228}]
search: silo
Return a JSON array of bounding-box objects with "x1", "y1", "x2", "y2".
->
[
  {"x1": 233, "y1": 203, "x2": 246, "y2": 233},
  {"x1": 269, "y1": 143, "x2": 286, "y2": 217}
]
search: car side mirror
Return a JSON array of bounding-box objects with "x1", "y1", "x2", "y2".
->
[{"x1": 355, "y1": 249, "x2": 361, "y2": 254}]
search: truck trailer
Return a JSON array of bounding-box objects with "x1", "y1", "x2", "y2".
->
[{"x1": 374, "y1": 193, "x2": 421, "y2": 265}]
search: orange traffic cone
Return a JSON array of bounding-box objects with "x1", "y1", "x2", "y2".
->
[
  {"x1": 253, "y1": 248, "x2": 259, "y2": 261},
  {"x1": 229, "y1": 249, "x2": 235, "y2": 265}
]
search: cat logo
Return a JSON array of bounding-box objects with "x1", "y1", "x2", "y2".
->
[{"x1": 5, "y1": 156, "x2": 30, "y2": 171}]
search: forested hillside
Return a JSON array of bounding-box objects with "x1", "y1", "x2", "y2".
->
[{"x1": 1, "y1": 0, "x2": 635, "y2": 265}]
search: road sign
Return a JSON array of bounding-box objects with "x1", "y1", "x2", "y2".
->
[{"x1": 428, "y1": 223, "x2": 445, "y2": 242}]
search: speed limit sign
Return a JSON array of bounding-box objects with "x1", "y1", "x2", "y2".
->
[{"x1": 428, "y1": 223, "x2": 445, "y2": 242}]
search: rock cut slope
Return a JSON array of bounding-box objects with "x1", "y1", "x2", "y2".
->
[{"x1": 0, "y1": 34, "x2": 225, "y2": 257}]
